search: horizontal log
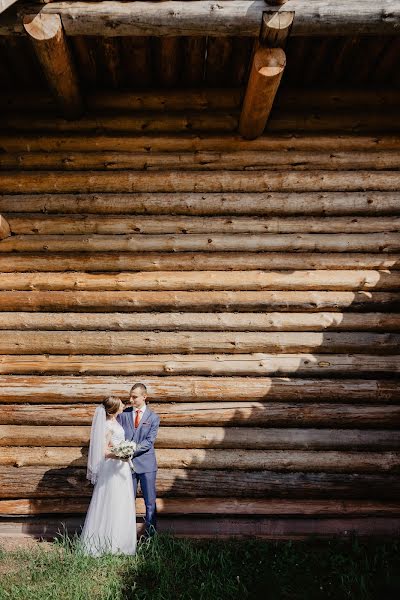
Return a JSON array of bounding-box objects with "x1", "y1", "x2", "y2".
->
[
  {"x1": 4, "y1": 2, "x2": 400, "y2": 37},
  {"x1": 2, "y1": 497, "x2": 400, "y2": 517},
  {"x1": 1, "y1": 516, "x2": 400, "y2": 540},
  {"x1": 3, "y1": 150, "x2": 400, "y2": 171},
  {"x1": 0, "y1": 312, "x2": 398, "y2": 332},
  {"x1": 7, "y1": 215, "x2": 400, "y2": 235},
  {"x1": 1, "y1": 192, "x2": 399, "y2": 216},
  {"x1": 2, "y1": 233, "x2": 400, "y2": 254},
  {"x1": 1, "y1": 331, "x2": 399, "y2": 355},
  {"x1": 1, "y1": 270, "x2": 399, "y2": 291},
  {"x1": 2, "y1": 90, "x2": 399, "y2": 114},
  {"x1": 1, "y1": 354, "x2": 399, "y2": 376},
  {"x1": 2, "y1": 447, "x2": 399, "y2": 472},
  {"x1": 0, "y1": 113, "x2": 243, "y2": 134},
  {"x1": 0, "y1": 466, "x2": 398, "y2": 499},
  {"x1": 1, "y1": 253, "x2": 399, "y2": 273},
  {"x1": 0, "y1": 291, "x2": 397, "y2": 312},
  {"x1": 1, "y1": 171, "x2": 399, "y2": 194},
  {"x1": 1, "y1": 425, "x2": 399, "y2": 450},
  {"x1": 275, "y1": 90, "x2": 400, "y2": 111},
  {"x1": 2, "y1": 496, "x2": 399, "y2": 519},
  {"x1": 1, "y1": 111, "x2": 399, "y2": 134},
  {"x1": 1, "y1": 135, "x2": 399, "y2": 155},
  {"x1": 0, "y1": 376, "x2": 397, "y2": 404},
  {"x1": 1, "y1": 403, "x2": 399, "y2": 428}
]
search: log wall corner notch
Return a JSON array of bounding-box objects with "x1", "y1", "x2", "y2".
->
[
  {"x1": 239, "y1": 9, "x2": 293, "y2": 140},
  {"x1": 23, "y1": 13, "x2": 83, "y2": 119},
  {"x1": 0, "y1": 215, "x2": 11, "y2": 240}
]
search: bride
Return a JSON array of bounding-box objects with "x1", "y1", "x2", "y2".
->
[{"x1": 80, "y1": 396, "x2": 137, "y2": 556}]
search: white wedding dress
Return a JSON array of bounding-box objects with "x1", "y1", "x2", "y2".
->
[{"x1": 81, "y1": 419, "x2": 137, "y2": 556}]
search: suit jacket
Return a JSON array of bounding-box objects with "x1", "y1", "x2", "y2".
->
[{"x1": 117, "y1": 406, "x2": 160, "y2": 474}]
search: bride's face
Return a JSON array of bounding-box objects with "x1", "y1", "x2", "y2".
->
[{"x1": 117, "y1": 400, "x2": 124, "y2": 415}]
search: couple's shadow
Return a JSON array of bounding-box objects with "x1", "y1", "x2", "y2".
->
[{"x1": 25, "y1": 451, "x2": 149, "y2": 541}]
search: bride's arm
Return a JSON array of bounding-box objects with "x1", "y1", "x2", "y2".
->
[
  {"x1": 104, "y1": 430, "x2": 129, "y2": 461},
  {"x1": 104, "y1": 430, "x2": 118, "y2": 459}
]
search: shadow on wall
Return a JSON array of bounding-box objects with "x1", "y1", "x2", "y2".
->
[{"x1": 21, "y1": 264, "x2": 400, "y2": 540}]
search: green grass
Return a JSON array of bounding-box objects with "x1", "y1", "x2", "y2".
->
[{"x1": 0, "y1": 533, "x2": 399, "y2": 600}]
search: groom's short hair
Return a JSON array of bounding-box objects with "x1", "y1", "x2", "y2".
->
[{"x1": 130, "y1": 383, "x2": 147, "y2": 396}]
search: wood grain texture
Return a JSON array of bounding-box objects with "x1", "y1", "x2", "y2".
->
[
  {"x1": 1, "y1": 253, "x2": 399, "y2": 272},
  {"x1": 1, "y1": 376, "x2": 397, "y2": 403},
  {"x1": 1, "y1": 426, "x2": 399, "y2": 450},
  {"x1": 1, "y1": 403, "x2": 399, "y2": 428},
  {"x1": 1, "y1": 497, "x2": 399, "y2": 516},
  {"x1": 0, "y1": 191, "x2": 398, "y2": 216},
  {"x1": 0, "y1": 312, "x2": 398, "y2": 332},
  {"x1": 2, "y1": 447, "x2": 400, "y2": 472},
  {"x1": 1, "y1": 330, "x2": 399, "y2": 355},
  {"x1": 1, "y1": 271, "x2": 399, "y2": 291},
  {"x1": 1, "y1": 171, "x2": 400, "y2": 194},
  {"x1": 1, "y1": 353, "x2": 399, "y2": 375},
  {"x1": 0, "y1": 466, "x2": 399, "y2": 499}
]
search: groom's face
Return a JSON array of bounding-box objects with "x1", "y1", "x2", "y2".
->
[{"x1": 129, "y1": 390, "x2": 147, "y2": 409}]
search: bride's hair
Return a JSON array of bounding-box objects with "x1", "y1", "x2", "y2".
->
[{"x1": 102, "y1": 396, "x2": 122, "y2": 417}]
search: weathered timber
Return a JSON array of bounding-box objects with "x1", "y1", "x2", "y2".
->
[
  {"x1": 1, "y1": 271, "x2": 399, "y2": 291},
  {"x1": 0, "y1": 466, "x2": 399, "y2": 499},
  {"x1": 0, "y1": 215, "x2": 10, "y2": 239},
  {"x1": 1, "y1": 404, "x2": 399, "y2": 428},
  {"x1": 0, "y1": 376, "x2": 396, "y2": 403},
  {"x1": 1, "y1": 171, "x2": 399, "y2": 194},
  {"x1": 6, "y1": 215, "x2": 400, "y2": 235},
  {"x1": 1, "y1": 135, "x2": 399, "y2": 154},
  {"x1": 0, "y1": 312, "x2": 398, "y2": 332},
  {"x1": 2, "y1": 132, "x2": 400, "y2": 154},
  {"x1": 1, "y1": 111, "x2": 399, "y2": 133},
  {"x1": 1, "y1": 426, "x2": 399, "y2": 450},
  {"x1": 0, "y1": 291, "x2": 397, "y2": 312},
  {"x1": 0, "y1": 354, "x2": 398, "y2": 376},
  {"x1": 239, "y1": 47, "x2": 286, "y2": 139},
  {"x1": 23, "y1": 14, "x2": 83, "y2": 119},
  {"x1": 261, "y1": 11, "x2": 294, "y2": 48},
  {"x1": 0, "y1": 113, "x2": 239, "y2": 133},
  {"x1": 2, "y1": 90, "x2": 399, "y2": 113},
  {"x1": 1, "y1": 233, "x2": 399, "y2": 253},
  {"x1": 1, "y1": 447, "x2": 400, "y2": 472},
  {"x1": 2, "y1": 150, "x2": 400, "y2": 171},
  {"x1": 1, "y1": 253, "x2": 399, "y2": 272},
  {"x1": 5, "y1": 2, "x2": 400, "y2": 37},
  {"x1": 0, "y1": 192, "x2": 398, "y2": 216},
  {"x1": 1, "y1": 331, "x2": 399, "y2": 355},
  {"x1": 1, "y1": 498, "x2": 400, "y2": 517}
]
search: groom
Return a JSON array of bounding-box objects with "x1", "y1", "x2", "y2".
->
[{"x1": 118, "y1": 382, "x2": 160, "y2": 536}]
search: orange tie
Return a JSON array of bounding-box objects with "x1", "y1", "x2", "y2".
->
[{"x1": 134, "y1": 409, "x2": 140, "y2": 428}]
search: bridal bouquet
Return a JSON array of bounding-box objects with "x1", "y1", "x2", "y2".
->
[{"x1": 110, "y1": 440, "x2": 137, "y2": 471}]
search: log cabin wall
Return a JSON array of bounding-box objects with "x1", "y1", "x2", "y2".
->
[{"x1": 0, "y1": 27, "x2": 399, "y2": 538}]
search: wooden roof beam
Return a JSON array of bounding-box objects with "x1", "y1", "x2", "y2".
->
[
  {"x1": 239, "y1": 47, "x2": 286, "y2": 140},
  {"x1": 239, "y1": 8, "x2": 292, "y2": 140},
  {"x1": 0, "y1": 215, "x2": 11, "y2": 240},
  {"x1": 23, "y1": 13, "x2": 83, "y2": 119},
  {"x1": 1, "y1": 2, "x2": 400, "y2": 37}
]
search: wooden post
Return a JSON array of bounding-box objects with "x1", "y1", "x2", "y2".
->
[
  {"x1": 23, "y1": 13, "x2": 83, "y2": 119},
  {"x1": 261, "y1": 11, "x2": 295, "y2": 48},
  {"x1": 0, "y1": 215, "x2": 10, "y2": 240},
  {"x1": 239, "y1": 47, "x2": 286, "y2": 139}
]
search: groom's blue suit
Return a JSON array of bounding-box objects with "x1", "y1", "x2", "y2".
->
[{"x1": 117, "y1": 406, "x2": 160, "y2": 535}]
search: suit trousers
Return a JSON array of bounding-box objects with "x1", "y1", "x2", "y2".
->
[{"x1": 132, "y1": 471, "x2": 157, "y2": 535}]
